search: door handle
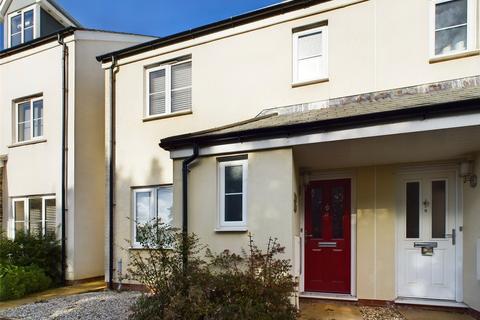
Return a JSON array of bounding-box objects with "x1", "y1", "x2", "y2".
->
[{"x1": 445, "y1": 229, "x2": 456, "y2": 245}]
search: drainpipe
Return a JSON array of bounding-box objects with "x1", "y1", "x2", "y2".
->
[
  {"x1": 182, "y1": 144, "x2": 199, "y2": 274},
  {"x1": 108, "y1": 56, "x2": 118, "y2": 290},
  {"x1": 57, "y1": 34, "x2": 69, "y2": 286}
]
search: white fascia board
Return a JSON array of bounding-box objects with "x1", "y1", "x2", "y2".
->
[
  {"x1": 73, "y1": 30, "x2": 156, "y2": 44},
  {"x1": 0, "y1": 0, "x2": 13, "y2": 22},
  {"x1": 169, "y1": 112, "x2": 480, "y2": 159},
  {"x1": 38, "y1": 0, "x2": 80, "y2": 27}
]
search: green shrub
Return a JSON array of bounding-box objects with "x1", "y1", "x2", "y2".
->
[
  {"x1": 127, "y1": 222, "x2": 298, "y2": 320},
  {"x1": 0, "y1": 232, "x2": 62, "y2": 285},
  {"x1": 0, "y1": 263, "x2": 52, "y2": 300}
]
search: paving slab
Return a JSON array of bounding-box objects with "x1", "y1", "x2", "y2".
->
[
  {"x1": 0, "y1": 280, "x2": 106, "y2": 310},
  {"x1": 301, "y1": 300, "x2": 363, "y2": 320},
  {"x1": 398, "y1": 306, "x2": 475, "y2": 320}
]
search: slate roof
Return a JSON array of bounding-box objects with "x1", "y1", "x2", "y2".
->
[{"x1": 160, "y1": 76, "x2": 480, "y2": 150}]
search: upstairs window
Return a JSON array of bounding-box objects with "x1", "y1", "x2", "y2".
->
[
  {"x1": 293, "y1": 25, "x2": 328, "y2": 84},
  {"x1": 147, "y1": 61, "x2": 192, "y2": 118},
  {"x1": 218, "y1": 159, "x2": 248, "y2": 230},
  {"x1": 432, "y1": 0, "x2": 476, "y2": 56},
  {"x1": 16, "y1": 97, "x2": 43, "y2": 143},
  {"x1": 8, "y1": 5, "x2": 36, "y2": 47}
]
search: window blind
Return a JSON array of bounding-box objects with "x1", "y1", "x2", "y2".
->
[{"x1": 171, "y1": 62, "x2": 192, "y2": 113}]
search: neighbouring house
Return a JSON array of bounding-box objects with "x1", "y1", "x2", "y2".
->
[
  {"x1": 0, "y1": 0, "x2": 155, "y2": 282},
  {"x1": 97, "y1": 0, "x2": 480, "y2": 315}
]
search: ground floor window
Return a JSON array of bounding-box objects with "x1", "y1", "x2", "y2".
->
[
  {"x1": 218, "y1": 158, "x2": 248, "y2": 230},
  {"x1": 12, "y1": 196, "x2": 56, "y2": 237},
  {"x1": 132, "y1": 185, "x2": 173, "y2": 247}
]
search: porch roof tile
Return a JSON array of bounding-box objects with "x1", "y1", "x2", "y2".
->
[{"x1": 160, "y1": 76, "x2": 480, "y2": 150}]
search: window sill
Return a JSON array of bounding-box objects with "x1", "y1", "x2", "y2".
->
[
  {"x1": 429, "y1": 49, "x2": 480, "y2": 64},
  {"x1": 129, "y1": 246, "x2": 173, "y2": 251},
  {"x1": 214, "y1": 226, "x2": 248, "y2": 233},
  {"x1": 143, "y1": 110, "x2": 192, "y2": 122},
  {"x1": 8, "y1": 139, "x2": 47, "y2": 148},
  {"x1": 292, "y1": 77, "x2": 329, "y2": 88}
]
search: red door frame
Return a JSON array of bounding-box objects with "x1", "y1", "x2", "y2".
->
[{"x1": 304, "y1": 179, "x2": 351, "y2": 293}]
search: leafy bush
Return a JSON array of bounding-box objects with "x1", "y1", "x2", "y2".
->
[
  {"x1": 0, "y1": 263, "x2": 52, "y2": 300},
  {"x1": 0, "y1": 231, "x2": 62, "y2": 285},
  {"x1": 127, "y1": 222, "x2": 298, "y2": 320}
]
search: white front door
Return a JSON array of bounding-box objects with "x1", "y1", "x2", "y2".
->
[{"x1": 397, "y1": 170, "x2": 457, "y2": 300}]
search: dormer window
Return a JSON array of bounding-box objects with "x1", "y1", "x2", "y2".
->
[{"x1": 8, "y1": 5, "x2": 37, "y2": 47}]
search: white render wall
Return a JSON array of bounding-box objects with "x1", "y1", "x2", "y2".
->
[{"x1": 0, "y1": 31, "x2": 154, "y2": 281}]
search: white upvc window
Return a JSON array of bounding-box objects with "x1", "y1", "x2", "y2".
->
[
  {"x1": 292, "y1": 25, "x2": 328, "y2": 84},
  {"x1": 146, "y1": 60, "x2": 192, "y2": 118},
  {"x1": 15, "y1": 97, "x2": 44, "y2": 143},
  {"x1": 430, "y1": 0, "x2": 477, "y2": 57},
  {"x1": 7, "y1": 4, "x2": 38, "y2": 48},
  {"x1": 218, "y1": 159, "x2": 248, "y2": 231},
  {"x1": 11, "y1": 196, "x2": 56, "y2": 238},
  {"x1": 132, "y1": 185, "x2": 173, "y2": 247}
]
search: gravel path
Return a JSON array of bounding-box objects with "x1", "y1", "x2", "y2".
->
[
  {"x1": 0, "y1": 291, "x2": 141, "y2": 320},
  {"x1": 359, "y1": 306, "x2": 405, "y2": 320}
]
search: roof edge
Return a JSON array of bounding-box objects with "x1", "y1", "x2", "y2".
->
[
  {"x1": 159, "y1": 98, "x2": 480, "y2": 151},
  {"x1": 96, "y1": 0, "x2": 332, "y2": 63}
]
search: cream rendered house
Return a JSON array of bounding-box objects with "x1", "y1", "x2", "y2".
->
[
  {"x1": 0, "y1": 0, "x2": 154, "y2": 282},
  {"x1": 99, "y1": 0, "x2": 480, "y2": 314}
]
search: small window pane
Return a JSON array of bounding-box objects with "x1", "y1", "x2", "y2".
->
[
  {"x1": 171, "y1": 88, "x2": 192, "y2": 113},
  {"x1": 11, "y1": 14, "x2": 21, "y2": 33},
  {"x1": 14, "y1": 201, "x2": 25, "y2": 235},
  {"x1": 311, "y1": 186, "x2": 323, "y2": 238},
  {"x1": 225, "y1": 194, "x2": 242, "y2": 222},
  {"x1": 18, "y1": 102, "x2": 31, "y2": 142},
  {"x1": 171, "y1": 62, "x2": 192, "y2": 89},
  {"x1": 33, "y1": 100, "x2": 43, "y2": 137},
  {"x1": 298, "y1": 57, "x2": 324, "y2": 82},
  {"x1": 331, "y1": 186, "x2": 345, "y2": 239},
  {"x1": 45, "y1": 199, "x2": 56, "y2": 235},
  {"x1": 432, "y1": 181, "x2": 447, "y2": 238},
  {"x1": 157, "y1": 186, "x2": 173, "y2": 226},
  {"x1": 11, "y1": 33, "x2": 22, "y2": 47},
  {"x1": 435, "y1": 0, "x2": 468, "y2": 29},
  {"x1": 225, "y1": 165, "x2": 243, "y2": 194},
  {"x1": 24, "y1": 28, "x2": 33, "y2": 42},
  {"x1": 24, "y1": 10, "x2": 34, "y2": 28},
  {"x1": 435, "y1": 25, "x2": 467, "y2": 55},
  {"x1": 136, "y1": 192, "x2": 152, "y2": 224},
  {"x1": 298, "y1": 31, "x2": 323, "y2": 59},
  {"x1": 149, "y1": 69, "x2": 165, "y2": 94},
  {"x1": 29, "y1": 198, "x2": 42, "y2": 236},
  {"x1": 149, "y1": 93, "x2": 166, "y2": 115},
  {"x1": 406, "y1": 182, "x2": 420, "y2": 238}
]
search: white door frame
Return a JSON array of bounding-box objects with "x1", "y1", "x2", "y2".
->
[
  {"x1": 299, "y1": 170, "x2": 357, "y2": 297},
  {"x1": 395, "y1": 163, "x2": 463, "y2": 302}
]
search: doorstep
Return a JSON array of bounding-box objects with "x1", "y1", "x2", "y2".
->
[
  {"x1": 300, "y1": 291, "x2": 358, "y2": 301},
  {"x1": 395, "y1": 297, "x2": 468, "y2": 308}
]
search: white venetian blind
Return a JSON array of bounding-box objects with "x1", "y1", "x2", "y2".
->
[
  {"x1": 149, "y1": 69, "x2": 166, "y2": 115},
  {"x1": 171, "y1": 62, "x2": 192, "y2": 113},
  {"x1": 296, "y1": 30, "x2": 324, "y2": 82},
  {"x1": 45, "y1": 198, "x2": 56, "y2": 235}
]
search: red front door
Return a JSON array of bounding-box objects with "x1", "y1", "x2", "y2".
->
[{"x1": 305, "y1": 179, "x2": 351, "y2": 293}]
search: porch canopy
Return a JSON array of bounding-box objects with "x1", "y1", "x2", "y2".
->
[{"x1": 160, "y1": 76, "x2": 480, "y2": 166}]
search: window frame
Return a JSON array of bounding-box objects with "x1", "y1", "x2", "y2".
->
[
  {"x1": 429, "y1": 0, "x2": 477, "y2": 58},
  {"x1": 15, "y1": 97, "x2": 44, "y2": 143},
  {"x1": 7, "y1": 4, "x2": 39, "y2": 48},
  {"x1": 11, "y1": 196, "x2": 56, "y2": 239},
  {"x1": 132, "y1": 185, "x2": 173, "y2": 248},
  {"x1": 145, "y1": 60, "x2": 192, "y2": 119},
  {"x1": 218, "y1": 159, "x2": 248, "y2": 231},
  {"x1": 292, "y1": 25, "x2": 329, "y2": 85}
]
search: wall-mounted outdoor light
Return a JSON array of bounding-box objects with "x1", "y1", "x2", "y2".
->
[{"x1": 460, "y1": 158, "x2": 477, "y2": 188}]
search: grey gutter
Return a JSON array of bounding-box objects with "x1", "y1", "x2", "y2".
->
[{"x1": 96, "y1": 0, "x2": 332, "y2": 63}]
